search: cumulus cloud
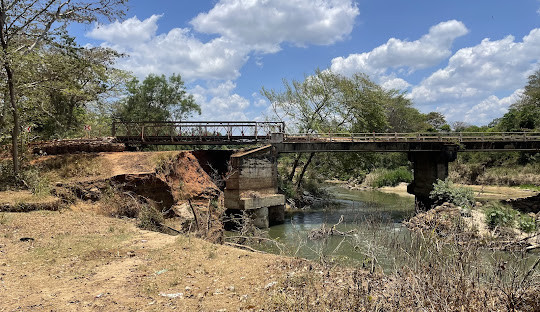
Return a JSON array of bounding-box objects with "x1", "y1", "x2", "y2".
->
[
  {"x1": 87, "y1": 15, "x2": 161, "y2": 47},
  {"x1": 88, "y1": 1, "x2": 359, "y2": 81},
  {"x1": 88, "y1": 15, "x2": 250, "y2": 81},
  {"x1": 380, "y1": 76, "x2": 411, "y2": 91},
  {"x1": 435, "y1": 89, "x2": 523, "y2": 125},
  {"x1": 410, "y1": 29, "x2": 540, "y2": 104},
  {"x1": 330, "y1": 20, "x2": 468, "y2": 77},
  {"x1": 190, "y1": 0, "x2": 359, "y2": 53},
  {"x1": 190, "y1": 81, "x2": 251, "y2": 121}
]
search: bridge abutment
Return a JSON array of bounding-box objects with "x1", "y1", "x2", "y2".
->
[
  {"x1": 407, "y1": 148, "x2": 457, "y2": 209},
  {"x1": 224, "y1": 145, "x2": 285, "y2": 228}
]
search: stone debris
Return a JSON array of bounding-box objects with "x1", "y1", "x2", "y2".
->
[{"x1": 159, "y1": 292, "x2": 184, "y2": 299}]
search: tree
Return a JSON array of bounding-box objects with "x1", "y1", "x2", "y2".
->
[
  {"x1": 36, "y1": 41, "x2": 127, "y2": 138},
  {"x1": 262, "y1": 70, "x2": 404, "y2": 188},
  {"x1": 114, "y1": 73, "x2": 200, "y2": 122},
  {"x1": 495, "y1": 69, "x2": 540, "y2": 131},
  {"x1": 262, "y1": 69, "x2": 349, "y2": 186},
  {"x1": 0, "y1": 0, "x2": 127, "y2": 176},
  {"x1": 452, "y1": 121, "x2": 471, "y2": 132},
  {"x1": 424, "y1": 112, "x2": 448, "y2": 132}
]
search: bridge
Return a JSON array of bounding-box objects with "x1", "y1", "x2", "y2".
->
[
  {"x1": 112, "y1": 121, "x2": 540, "y2": 227},
  {"x1": 112, "y1": 121, "x2": 540, "y2": 151}
]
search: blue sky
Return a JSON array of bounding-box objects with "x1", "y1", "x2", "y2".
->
[{"x1": 77, "y1": 0, "x2": 540, "y2": 126}]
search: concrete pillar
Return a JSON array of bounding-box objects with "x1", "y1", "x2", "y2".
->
[
  {"x1": 224, "y1": 145, "x2": 286, "y2": 228},
  {"x1": 407, "y1": 148, "x2": 457, "y2": 209}
]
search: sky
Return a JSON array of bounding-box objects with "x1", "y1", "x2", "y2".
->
[{"x1": 75, "y1": 0, "x2": 540, "y2": 126}]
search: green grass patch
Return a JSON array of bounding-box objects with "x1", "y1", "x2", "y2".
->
[
  {"x1": 366, "y1": 167, "x2": 413, "y2": 188},
  {"x1": 516, "y1": 184, "x2": 540, "y2": 191}
]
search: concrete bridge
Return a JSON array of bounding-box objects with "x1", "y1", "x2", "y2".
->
[{"x1": 113, "y1": 121, "x2": 540, "y2": 227}]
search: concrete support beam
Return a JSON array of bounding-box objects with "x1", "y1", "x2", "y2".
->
[{"x1": 407, "y1": 148, "x2": 457, "y2": 209}]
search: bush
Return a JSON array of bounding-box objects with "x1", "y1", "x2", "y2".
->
[
  {"x1": 367, "y1": 167, "x2": 413, "y2": 188},
  {"x1": 137, "y1": 204, "x2": 164, "y2": 232},
  {"x1": 21, "y1": 168, "x2": 51, "y2": 197},
  {"x1": 278, "y1": 178, "x2": 297, "y2": 199},
  {"x1": 517, "y1": 215, "x2": 537, "y2": 233},
  {"x1": 429, "y1": 179, "x2": 475, "y2": 208},
  {"x1": 484, "y1": 203, "x2": 516, "y2": 229}
]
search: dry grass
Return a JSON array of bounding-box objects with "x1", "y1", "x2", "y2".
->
[
  {"x1": 450, "y1": 162, "x2": 540, "y2": 187},
  {"x1": 265, "y1": 233, "x2": 540, "y2": 311},
  {"x1": 0, "y1": 210, "x2": 290, "y2": 311}
]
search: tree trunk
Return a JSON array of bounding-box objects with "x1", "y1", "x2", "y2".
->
[
  {"x1": 296, "y1": 152, "x2": 315, "y2": 189},
  {"x1": 4, "y1": 63, "x2": 19, "y2": 176},
  {"x1": 287, "y1": 153, "x2": 301, "y2": 181}
]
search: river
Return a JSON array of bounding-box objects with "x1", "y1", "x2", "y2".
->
[{"x1": 262, "y1": 186, "x2": 416, "y2": 271}]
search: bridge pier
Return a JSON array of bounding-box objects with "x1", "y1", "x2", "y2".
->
[
  {"x1": 407, "y1": 148, "x2": 457, "y2": 209},
  {"x1": 224, "y1": 145, "x2": 285, "y2": 228}
]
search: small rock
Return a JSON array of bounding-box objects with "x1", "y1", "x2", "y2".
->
[
  {"x1": 159, "y1": 292, "x2": 183, "y2": 299},
  {"x1": 265, "y1": 281, "x2": 277, "y2": 289},
  {"x1": 227, "y1": 285, "x2": 235, "y2": 292}
]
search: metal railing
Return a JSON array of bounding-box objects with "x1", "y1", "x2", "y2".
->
[
  {"x1": 283, "y1": 132, "x2": 540, "y2": 143},
  {"x1": 112, "y1": 121, "x2": 285, "y2": 144}
]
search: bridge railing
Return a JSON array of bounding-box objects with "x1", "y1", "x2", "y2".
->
[
  {"x1": 112, "y1": 121, "x2": 285, "y2": 143},
  {"x1": 284, "y1": 132, "x2": 540, "y2": 143}
]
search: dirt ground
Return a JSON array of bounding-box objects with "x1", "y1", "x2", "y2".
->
[{"x1": 0, "y1": 210, "x2": 291, "y2": 312}]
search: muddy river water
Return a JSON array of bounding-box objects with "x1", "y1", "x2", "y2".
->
[
  {"x1": 262, "y1": 186, "x2": 416, "y2": 271},
  {"x1": 253, "y1": 185, "x2": 539, "y2": 277}
]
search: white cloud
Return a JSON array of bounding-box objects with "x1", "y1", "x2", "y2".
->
[
  {"x1": 190, "y1": 81, "x2": 251, "y2": 121},
  {"x1": 380, "y1": 76, "x2": 411, "y2": 91},
  {"x1": 87, "y1": 15, "x2": 161, "y2": 47},
  {"x1": 330, "y1": 20, "x2": 468, "y2": 77},
  {"x1": 88, "y1": 16, "x2": 250, "y2": 81},
  {"x1": 411, "y1": 29, "x2": 540, "y2": 104},
  {"x1": 190, "y1": 0, "x2": 359, "y2": 53},
  {"x1": 88, "y1": 1, "x2": 359, "y2": 82},
  {"x1": 435, "y1": 89, "x2": 522, "y2": 125}
]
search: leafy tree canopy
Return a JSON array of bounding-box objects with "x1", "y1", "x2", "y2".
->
[
  {"x1": 114, "y1": 73, "x2": 200, "y2": 122},
  {"x1": 493, "y1": 69, "x2": 540, "y2": 132}
]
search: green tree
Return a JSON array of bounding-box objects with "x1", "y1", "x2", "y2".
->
[
  {"x1": 495, "y1": 69, "x2": 540, "y2": 131},
  {"x1": 262, "y1": 70, "x2": 418, "y2": 188},
  {"x1": 0, "y1": 0, "x2": 127, "y2": 176},
  {"x1": 424, "y1": 112, "x2": 448, "y2": 132},
  {"x1": 114, "y1": 74, "x2": 200, "y2": 122},
  {"x1": 384, "y1": 93, "x2": 427, "y2": 132},
  {"x1": 36, "y1": 41, "x2": 128, "y2": 138},
  {"x1": 262, "y1": 69, "x2": 350, "y2": 186}
]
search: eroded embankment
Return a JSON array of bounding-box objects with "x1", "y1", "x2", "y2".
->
[{"x1": 2, "y1": 151, "x2": 226, "y2": 242}]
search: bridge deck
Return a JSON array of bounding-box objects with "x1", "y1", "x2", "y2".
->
[{"x1": 112, "y1": 122, "x2": 540, "y2": 152}]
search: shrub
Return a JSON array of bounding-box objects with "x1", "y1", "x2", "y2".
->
[
  {"x1": 367, "y1": 167, "x2": 413, "y2": 188},
  {"x1": 517, "y1": 214, "x2": 537, "y2": 233},
  {"x1": 302, "y1": 178, "x2": 330, "y2": 198},
  {"x1": 484, "y1": 203, "x2": 516, "y2": 229},
  {"x1": 429, "y1": 179, "x2": 475, "y2": 208},
  {"x1": 21, "y1": 168, "x2": 51, "y2": 197},
  {"x1": 278, "y1": 178, "x2": 297, "y2": 199},
  {"x1": 137, "y1": 204, "x2": 165, "y2": 232}
]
